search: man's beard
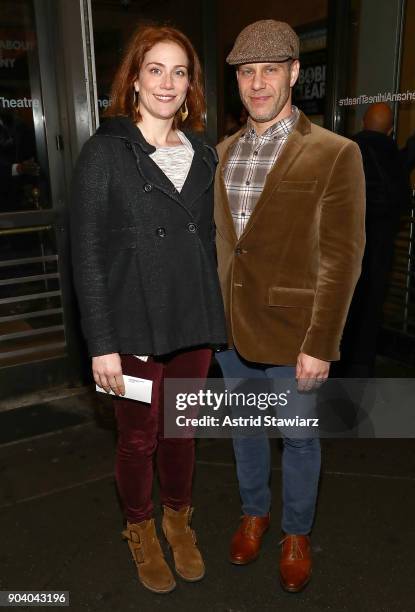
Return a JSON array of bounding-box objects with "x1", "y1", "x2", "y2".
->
[
  {"x1": 248, "y1": 108, "x2": 282, "y2": 123},
  {"x1": 243, "y1": 91, "x2": 289, "y2": 124}
]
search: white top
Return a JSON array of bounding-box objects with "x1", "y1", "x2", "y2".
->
[{"x1": 149, "y1": 130, "x2": 194, "y2": 192}]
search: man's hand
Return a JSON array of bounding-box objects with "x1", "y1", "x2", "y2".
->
[
  {"x1": 296, "y1": 352, "x2": 330, "y2": 391},
  {"x1": 92, "y1": 353, "x2": 125, "y2": 396}
]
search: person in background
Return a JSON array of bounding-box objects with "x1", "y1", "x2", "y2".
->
[
  {"x1": 214, "y1": 19, "x2": 365, "y2": 593},
  {"x1": 335, "y1": 102, "x2": 412, "y2": 377},
  {"x1": 0, "y1": 111, "x2": 40, "y2": 210},
  {"x1": 70, "y1": 25, "x2": 226, "y2": 595}
]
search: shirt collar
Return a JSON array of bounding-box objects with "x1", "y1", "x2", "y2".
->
[{"x1": 243, "y1": 105, "x2": 299, "y2": 142}]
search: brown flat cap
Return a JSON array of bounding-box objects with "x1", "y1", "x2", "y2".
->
[{"x1": 227, "y1": 19, "x2": 299, "y2": 65}]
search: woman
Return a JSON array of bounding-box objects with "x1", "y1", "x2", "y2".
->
[{"x1": 70, "y1": 25, "x2": 226, "y2": 594}]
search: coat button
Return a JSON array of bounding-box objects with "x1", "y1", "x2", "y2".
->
[
  {"x1": 125, "y1": 142, "x2": 132, "y2": 150},
  {"x1": 156, "y1": 227, "x2": 166, "y2": 237},
  {"x1": 143, "y1": 183, "x2": 153, "y2": 192},
  {"x1": 187, "y1": 222, "x2": 197, "y2": 233},
  {"x1": 235, "y1": 247, "x2": 242, "y2": 255}
]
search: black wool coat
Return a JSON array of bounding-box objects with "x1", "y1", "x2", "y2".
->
[{"x1": 70, "y1": 116, "x2": 227, "y2": 357}]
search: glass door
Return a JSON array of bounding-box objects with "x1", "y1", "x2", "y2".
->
[
  {"x1": 327, "y1": 0, "x2": 415, "y2": 363},
  {"x1": 0, "y1": 0, "x2": 80, "y2": 397}
]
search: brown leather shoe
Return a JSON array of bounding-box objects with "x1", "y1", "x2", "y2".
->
[
  {"x1": 229, "y1": 514, "x2": 270, "y2": 565},
  {"x1": 279, "y1": 534, "x2": 312, "y2": 592}
]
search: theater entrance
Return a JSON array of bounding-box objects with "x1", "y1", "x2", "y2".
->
[{"x1": 0, "y1": 0, "x2": 85, "y2": 399}]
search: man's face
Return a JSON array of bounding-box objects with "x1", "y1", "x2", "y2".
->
[{"x1": 236, "y1": 60, "x2": 299, "y2": 123}]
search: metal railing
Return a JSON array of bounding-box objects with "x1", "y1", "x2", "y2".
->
[{"x1": 0, "y1": 227, "x2": 67, "y2": 366}]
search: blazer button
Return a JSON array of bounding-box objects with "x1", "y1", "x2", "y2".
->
[
  {"x1": 156, "y1": 227, "x2": 166, "y2": 237},
  {"x1": 235, "y1": 247, "x2": 242, "y2": 255},
  {"x1": 143, "y1": 183, "x2": 153, "y2": 192},
  {"x1": 187, "y1": 222, "x2": 197, "y2": 233}
]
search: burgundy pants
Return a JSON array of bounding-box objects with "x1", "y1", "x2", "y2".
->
[{"x1": 114, "y1": 347, "x2": 212, "y2": 523}]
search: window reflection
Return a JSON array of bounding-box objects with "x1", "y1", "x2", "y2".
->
[{"x1": 0, "y1": 0, "x2": 49, "y2": 212}]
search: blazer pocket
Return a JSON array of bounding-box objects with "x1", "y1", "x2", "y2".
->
[
  {"x1": 277, "y1": 180, "x2": 317, "y2": 193},
  {"x1": 268, "y1": 286, "x2": 315, "y2": 308},
  {"x1": 108, "y1": 227, "x2": 137, "y2": 250}
]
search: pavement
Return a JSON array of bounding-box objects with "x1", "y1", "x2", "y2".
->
[{"x1": 1, "y1": 374, "x2": 415, "y2": 612}]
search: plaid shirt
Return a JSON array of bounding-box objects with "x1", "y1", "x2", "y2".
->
[{"x1": 223, "y1": 106, "x2": 299, "y2": 238}]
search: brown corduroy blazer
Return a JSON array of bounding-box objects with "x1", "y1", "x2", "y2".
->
[{"x1": 214, "y1": 110, "x2": 366, "y2": 365}]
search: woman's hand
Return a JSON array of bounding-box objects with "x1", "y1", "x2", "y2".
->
[{"x1": 92, "y1": 353, "x2": 125, "y2": 396}]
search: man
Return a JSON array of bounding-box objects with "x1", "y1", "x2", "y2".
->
[
  {"x1": 214, "y1": 20, "x2": 365, "y2": 592},
  {"x1": 336, "y1": 103, "x2": 411, "y2": 377}
]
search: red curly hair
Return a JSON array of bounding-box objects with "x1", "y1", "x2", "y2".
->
[{"x1": 105, "y1": 25, "x2": 205, "y2": 131}]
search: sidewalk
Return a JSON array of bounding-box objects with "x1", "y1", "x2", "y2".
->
[{"x1": 0, "y1": 388, "x2": 414, "y2": 611}]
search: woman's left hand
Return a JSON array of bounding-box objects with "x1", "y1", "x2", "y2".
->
[{"x1": 92, "y1": 352, "x2": 125, "y2": 396}]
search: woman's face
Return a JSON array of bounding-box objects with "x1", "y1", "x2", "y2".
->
[{"x1": 134, "y1": 41, "x2": 189, "y2": 123}]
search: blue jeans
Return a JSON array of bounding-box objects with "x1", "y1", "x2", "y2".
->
[{"x1": 215, "y1": 348, "x2": 321, "y2": 534}]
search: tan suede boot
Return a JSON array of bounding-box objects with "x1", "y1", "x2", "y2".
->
[
  {"x1": 162, "y1": 505, "x2": 205, "y2": 582},
  {"x1": 122, "y1": 519, "x2": 176, "y2": 594}
]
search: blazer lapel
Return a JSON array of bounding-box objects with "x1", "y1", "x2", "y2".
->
[
  {"x1": 239, "y1": 111, "x2": 311, "y2": 241},
  {"x1": 215, "y1": 130, "x2": 243, "y2": 246}
]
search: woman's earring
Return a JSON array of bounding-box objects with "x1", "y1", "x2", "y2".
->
[
  {"x1": 133, "y1": 89, "x2": 140, "y2": 111},
  {"x1": 180, "y1": 100, "x2": 189, "y2": 122}
]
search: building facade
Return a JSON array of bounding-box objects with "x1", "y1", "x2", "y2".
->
[{"x1": 0, "y1": 0, "x2": 414, "y2": 397}]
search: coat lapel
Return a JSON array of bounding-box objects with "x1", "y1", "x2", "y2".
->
[
  {"x1": 180, "y1": 138, "x2": 215, "y2": 209},
  {"x1": 215, "y1": 112, "x2": 312, "y2": 245},
  {"x1": 135, "y1": 134, "x2": 216, "y2": 215},
  {"x1": 239, "y1": 112, "x2": 311, "y2": 241},
  {"x1": 215, "y1": 129, "x2": 243, "y2": 246}
]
